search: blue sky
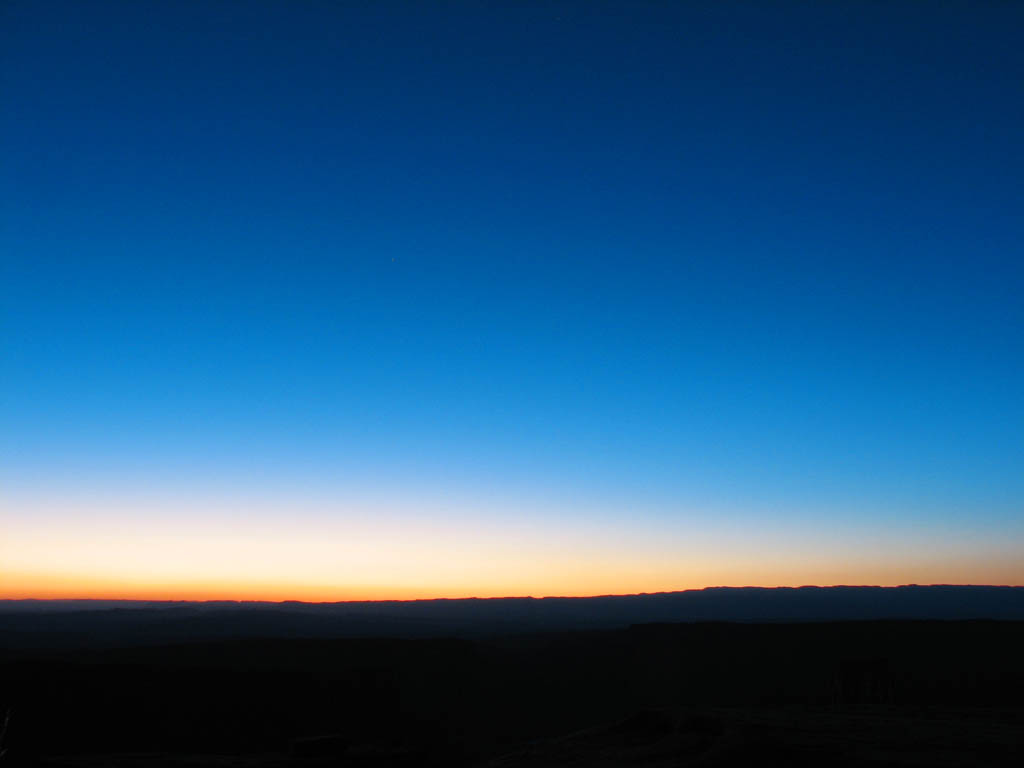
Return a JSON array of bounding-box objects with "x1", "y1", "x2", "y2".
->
[{"x1": 2, "y1": 1, "x2": 1022, "y2": 597}]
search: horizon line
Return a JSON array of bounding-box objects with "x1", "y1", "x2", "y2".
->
[{"x1": 3, "y1": 583, "x2": 1021, "y2": 606}]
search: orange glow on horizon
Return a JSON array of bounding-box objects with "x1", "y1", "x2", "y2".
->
[
  {"x1": 5, "y1": 567, "x2": 1022, "y2": 604},
  {"x1": 4, "y1": 497, "x2": 1022, "y2": 603},
  {"x1": 1, "y1": 567, "x2": 712, "y2": 602}
]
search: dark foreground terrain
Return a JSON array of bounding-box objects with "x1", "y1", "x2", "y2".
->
[{"x1": 1, "y1": 618, "x2": 1023, "y2": 767}]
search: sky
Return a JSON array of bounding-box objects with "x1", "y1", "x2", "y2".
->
[{"x1": 2, "y1": 1, "x2": 1023, "y2": 600}]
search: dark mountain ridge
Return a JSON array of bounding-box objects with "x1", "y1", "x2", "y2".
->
[{"x1": 3, "y1": 585, "x2": 1023, "y2": 649}]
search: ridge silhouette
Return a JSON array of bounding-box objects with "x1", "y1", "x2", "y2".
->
[{"x1": 3, "y1": 585, "x2": 1024, "y2": 648}]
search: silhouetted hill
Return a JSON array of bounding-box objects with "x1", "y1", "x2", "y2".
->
[{"x1": 2, "y1": 585, "x2": 1023, "y2": 648}]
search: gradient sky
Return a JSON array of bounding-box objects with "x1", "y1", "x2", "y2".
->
[{"x1": 2, "y1": 1, "x2": 1023, "y2": 600}]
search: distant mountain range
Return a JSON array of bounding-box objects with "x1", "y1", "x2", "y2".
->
[{"x1": 2, "y1": 585, "x2": 1023, "y2": 648}]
